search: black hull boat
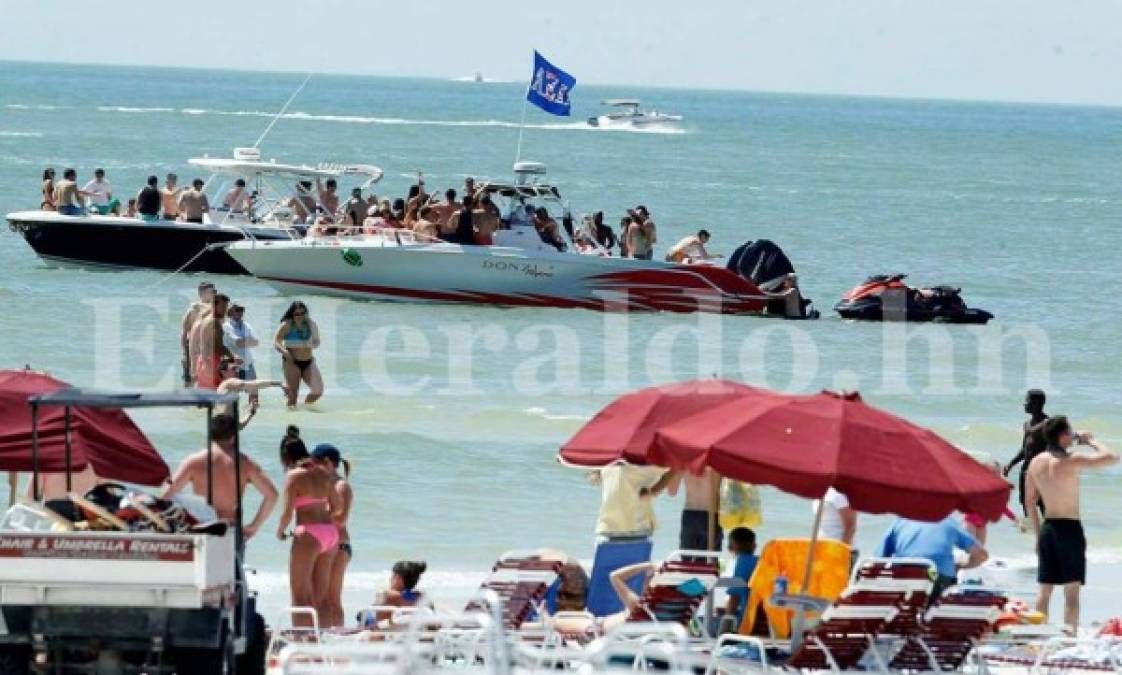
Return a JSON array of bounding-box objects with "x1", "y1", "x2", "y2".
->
[
  {"x1": 6, "y1": 148, "x2": 385, "y2": 276},
  {"x1": 834, "y1": 273, "x2": 994, "y2": 324},
  {"x1": 6, "y1": 212, "x2": 294, "y2": 275}
]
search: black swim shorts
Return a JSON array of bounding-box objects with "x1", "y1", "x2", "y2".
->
[{"x1": 1037, "y1": 518, "x2": 1086, "y2": 585}]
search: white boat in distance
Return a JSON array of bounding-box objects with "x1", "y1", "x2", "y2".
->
[
  {"x1": 226, "y1": 162, "x2": 770, "y2": 315},
  {"x1": 587, "y1": 99, "x2": 684, "y2": 129}
]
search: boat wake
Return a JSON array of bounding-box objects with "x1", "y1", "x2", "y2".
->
[
  {"x1": 87, "y1": 104, "x2": 689, "y2": 134},
  {"x1": 0, "y1": 131, "x2": 43, "y2": 137}
]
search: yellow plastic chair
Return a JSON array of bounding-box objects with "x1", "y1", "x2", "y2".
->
[{"x1": 738, "y1": 538, "x2": 852, "y2": 639}]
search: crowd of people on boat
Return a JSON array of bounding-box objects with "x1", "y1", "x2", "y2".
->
[
  {"x1": 36, "y1": 166, "x2": 731, "y2": 266},
  {"x1": 40, "y1": 167, "x2": 218, "y2": 223}
]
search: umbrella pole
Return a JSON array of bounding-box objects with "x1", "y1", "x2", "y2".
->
[
  {"x1": 707, "y1": 475, "x2": 720, "y2": 552},
  {"x1": 802, "y1": 498, "x2": 825, "y2": 590},
  {"x1": 64, "y1": 406, "x2": 72, "y2": 493},
  {"x1": 789, "y1": 498, "x2": 826, "y2": 650},
  {"x1": 30, "y1": 403, "x2": 40, "y2": 502}
]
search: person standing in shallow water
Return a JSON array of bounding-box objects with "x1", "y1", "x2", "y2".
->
[
  {"x1": 1025, "y1": 416, "x2": 1118, "y2": 633},
  {"x1": 273, "y1": 300, "x2": 324, "y2": 410},
  {"x1": 1005, "y1": 389, "x2": 1049, "y2": 516}
]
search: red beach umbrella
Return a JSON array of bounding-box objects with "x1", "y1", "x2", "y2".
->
[
  {"x1": 652, "y1": 390, "x2": 1010, "y2": 522},
  {"x1": 0, "y1": 370, "x2": 170, "y2": 486},
  {"x1": 558, "y1": 379, "x2": 764, "y2": 467}
]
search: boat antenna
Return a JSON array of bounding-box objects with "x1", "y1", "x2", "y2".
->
[{"x1": 253, "y1": 72, "x2": 313, "y2": 149}]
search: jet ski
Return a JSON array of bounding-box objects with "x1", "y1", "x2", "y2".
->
[
  {"x1": 727, "y1": 239, "x2": 819, "y2": 319},
  {"x1": 834, "y1": 273, "x2": 993, "y2": 324}
]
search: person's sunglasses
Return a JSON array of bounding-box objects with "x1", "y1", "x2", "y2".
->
[{"x1": 294, "y1": 311, "x2": 307, "y2": 317}]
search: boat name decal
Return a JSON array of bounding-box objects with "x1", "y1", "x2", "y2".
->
[
  {"x1": 482, "y1": 260, "x2": 554, "y2": 278},
  {"x1": 0, "y1": 534, "x2": 195, "y2": 562}
]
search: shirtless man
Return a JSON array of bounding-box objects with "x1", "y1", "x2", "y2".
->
[
  {"x1": 222, "y1": 178, "x2": 249, "y2": 213},
  {"x1": 624, "y1": 212, "x2": 651, "y2": 259},
  {"x1": 431, "y1": 189, "x2": 460, "y2": 238},
  {"x1": 189, "y1": 293, "x2": 236, "y2": 390},
  {"x1": 316, "y1": 178, "x2": 340, "y2": 221},
  {"x1": 1025, "y1": 416, "x2": 1118, "y2": 632},
  {"x1": 181, "y1": 281, "x2": 216, "y2": 385},
  {"x1": 53, "y1": 168, "x2": 84, "y2": 216},
  {"x1": 473, "y1": 195, "x2": 501, "y2": 245},
  {"x1": 178, "y1": 178, "x2": 210, "y2": 223},
  {"x1": 1005, "y1": 389, "x2": 1049, "y2": 516},
  {"x1": 290, "y1": 181, "x2": 316, "y2": 223},
  {"x1": 162, "y1": 414, "x2": 278, "y2": 538},
  {"x1": 662, "y1": 469, "x2": 723, "y2": 551},
  {"x1": 160, "y1": 173, "x2": 182, "y2": 219},
  {"x1": 412, "y1": 206, "x2": 441, "y2": 240}
]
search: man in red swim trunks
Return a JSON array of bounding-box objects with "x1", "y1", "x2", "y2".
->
[{"x1": 190, "y1": 293, "x2": 236, "y2": 389}]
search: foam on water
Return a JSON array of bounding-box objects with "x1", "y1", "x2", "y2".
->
[{"x1": 77, "y1": 104, "x2": 689, "y2": 134}]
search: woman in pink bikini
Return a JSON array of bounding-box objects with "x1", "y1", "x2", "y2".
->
[{"x1": 276, "y1": 426, "x2": 341, "y2": 626}]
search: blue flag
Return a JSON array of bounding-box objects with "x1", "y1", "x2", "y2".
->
[{"x1": 526, "y1": 51, "x2": 576, "y2": 117}]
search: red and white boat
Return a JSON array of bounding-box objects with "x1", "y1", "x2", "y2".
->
[{"x1": 227, "y1": 163, "x2": 785, "y2": 315}]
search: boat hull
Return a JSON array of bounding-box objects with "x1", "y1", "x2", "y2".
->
[
  {"x1": 6, "y1": 211, "x2": 294, "y2": 275},
  {"x1": 227, "y1": 238, "x2": 767, "y2": 314}
]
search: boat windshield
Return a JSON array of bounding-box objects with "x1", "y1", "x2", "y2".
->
[{"x1": 188, "y1": 153, "x2": 383, "y2": 229}]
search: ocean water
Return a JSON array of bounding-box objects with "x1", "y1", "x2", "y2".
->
[{"x1": 1, "y1": 61, "x2": 1120, "y2": 624}]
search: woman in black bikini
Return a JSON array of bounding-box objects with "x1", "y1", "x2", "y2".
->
[{"x1": 273, "y1": 300, "x2": 324, "y2": 410}]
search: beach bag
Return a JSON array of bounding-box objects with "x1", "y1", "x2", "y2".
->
[{"x1": 719, "y1": 480, "x2": 762, "y2": 530}]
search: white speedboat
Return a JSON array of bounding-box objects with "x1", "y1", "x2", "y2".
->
[
  {"x1": 587, "y1": 99, "x2": 683, "y2": 129},
  {"x1": 5, "y1": 148, "x2": 383, "y2": 275},
  {"x1": 226, "y1": 163, "x2": 770, "y2": 315}
]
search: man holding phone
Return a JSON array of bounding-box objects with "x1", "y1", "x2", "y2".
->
[{"x1": 1025, "y1": 416, "x2": 1118, "y2": 633}]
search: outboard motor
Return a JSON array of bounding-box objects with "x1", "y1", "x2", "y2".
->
[
  {"x1": 727, "y1": 239, "x2": 796, "y2": 291},
  {"x1": 727, "y1": 239, "x2": 816, "y2": 318}
]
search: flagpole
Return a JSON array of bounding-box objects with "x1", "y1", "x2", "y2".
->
[
  {"x1": 514, "y1": 92, "x2": 529, "y2": 164},
  {"x1": 515, "y1": 49, "x2": 533, "y2": 166}
]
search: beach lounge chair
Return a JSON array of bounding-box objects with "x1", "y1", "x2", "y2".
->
[
  {"x1": 785, "y1": 604, "x2": 898, "y2": 670},
  {"x1": 739, "y1": 538, "x2": 852, "y2": 639},
  {"x1": 625, "y1": 551, "x2": 721, "y2": 628},
  {"x1": 586, "y1": 537, "x2": 653, "y2": 616},
  {"x1": 466, "y1": 551, "x2": 563, "y2": 630},
  {"x1": 845, "y1": 557, "x2": 937, "y2": 637},
  {"x1": 889, "y1": 585, "x2": 1007, "y2": 671}
]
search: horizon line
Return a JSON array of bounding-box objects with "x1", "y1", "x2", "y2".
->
[{"x1": 3, "y1": 57, "x2": 1121, "y2": 112}]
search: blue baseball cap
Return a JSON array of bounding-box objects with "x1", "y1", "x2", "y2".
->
[{"x1": 311, "y1": 443, "x2": 341, "y2": 463}]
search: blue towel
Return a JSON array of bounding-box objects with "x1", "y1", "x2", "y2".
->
[{"x1": 586, "y1": 538, "x2": 653, "y2": 616}]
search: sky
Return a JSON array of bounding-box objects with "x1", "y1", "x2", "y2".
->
[{"x1": 2, "y1": 0, "x2": 1121, "y2": 106}]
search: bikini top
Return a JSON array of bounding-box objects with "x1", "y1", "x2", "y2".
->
[
  {"x1": 285, "y1": 321, "x2": 312, "y2": 342},
  {"x1": 293, "y1": 495, "x2": 327, "y2": 510}
]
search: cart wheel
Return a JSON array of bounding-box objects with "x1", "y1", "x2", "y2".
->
[
  {"x1": 236, "y1": 611, "x2": 267, "y2": 675},
  {"x1": 171, "y1": 628, "x2": 233, "y2": 675},
  {"x1": 0, "y1": 644, "x2": 30, "y2": 675}
]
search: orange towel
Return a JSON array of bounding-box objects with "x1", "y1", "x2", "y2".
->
[{"x1": 739, "y1": 538, "x2": 852, "y2": 639}]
